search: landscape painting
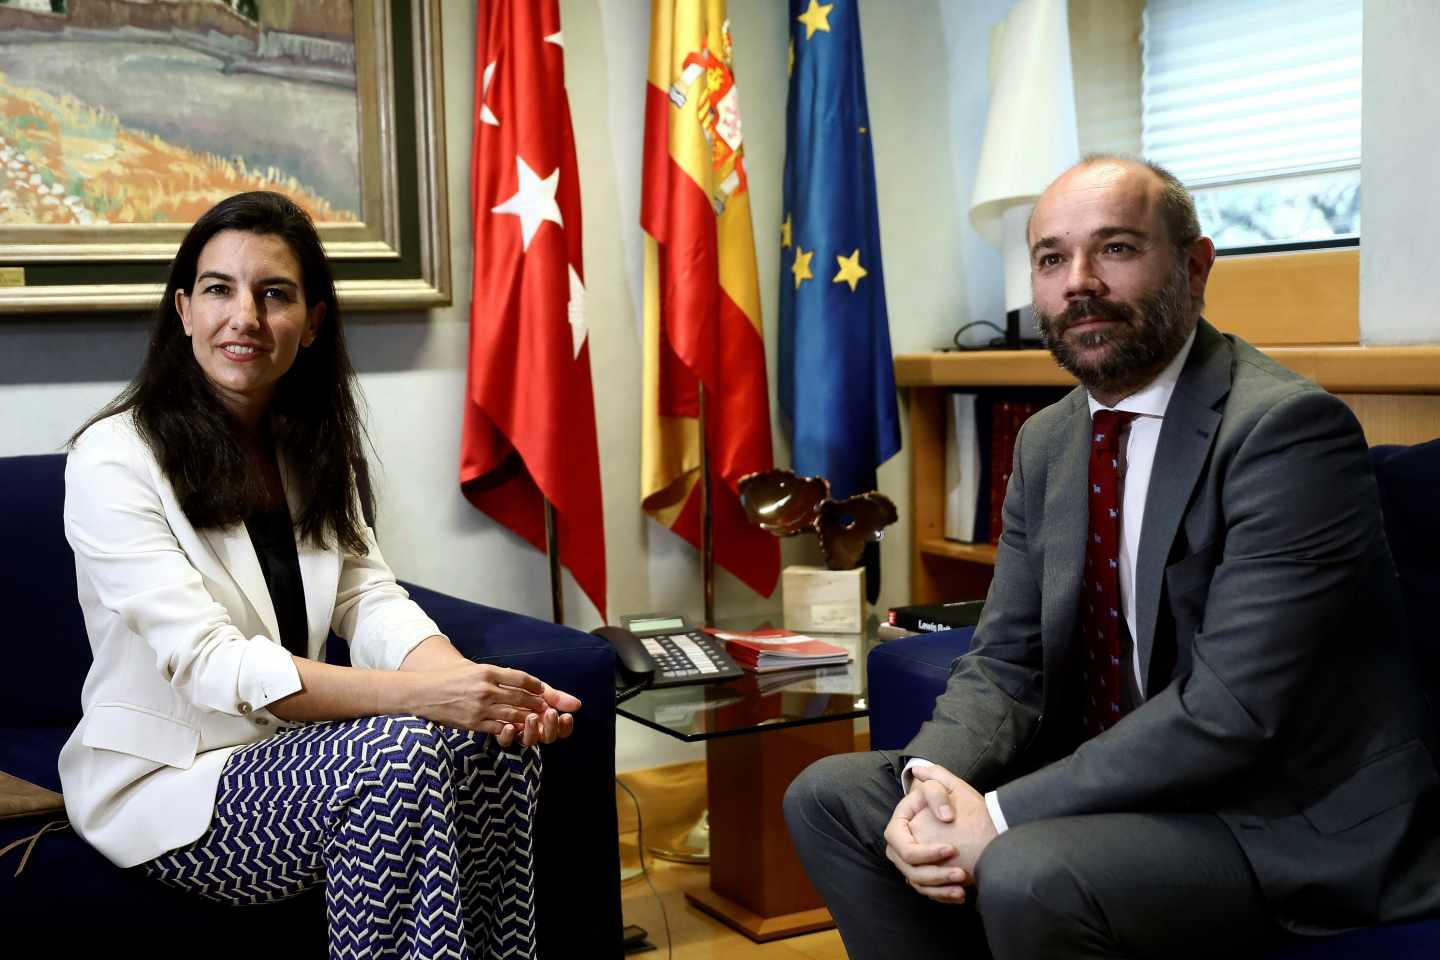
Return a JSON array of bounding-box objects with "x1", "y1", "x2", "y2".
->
[
  {"x1": 0, "y1": 0, "x2": 452, "y2": 313},
  {"x1": 0, "y1": 0, "x2": 361, "y2": 227}
]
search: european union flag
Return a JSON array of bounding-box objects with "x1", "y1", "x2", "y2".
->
[{"x1": 779, "y1": 0, "x2": 901, "y2": 502}]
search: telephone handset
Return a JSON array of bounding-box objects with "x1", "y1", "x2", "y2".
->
[
  {"x1": 593, "y1": 613, "x2": 745, "y2": 701},
  {"x1": 593, "y1": 626, "x2": 658, "y2": 701}
]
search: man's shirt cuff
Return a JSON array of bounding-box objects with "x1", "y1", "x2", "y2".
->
[
  {"x1": 900, "y1": 756, "x2": 932, "y2": 794},
  {"x1": 984, "y1": 790, "x2": 1010, "y2": 834}
]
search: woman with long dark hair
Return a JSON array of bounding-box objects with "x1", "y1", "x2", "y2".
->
[{"x1": 60, "y1": 191, "x2": 572, "y2": 958}]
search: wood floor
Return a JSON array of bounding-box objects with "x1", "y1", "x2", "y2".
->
[{"x1": 619, "y1": 837, "x2": 849, "y2": 960}]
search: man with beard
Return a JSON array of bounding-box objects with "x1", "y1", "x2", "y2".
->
[{"x1": 784, "y1": 156, "x2": 1440, "y2": 958}]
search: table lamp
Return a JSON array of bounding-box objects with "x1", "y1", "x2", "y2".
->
[{"x1": 969, "y1": 0, "x2": 1080, "y2": 348}]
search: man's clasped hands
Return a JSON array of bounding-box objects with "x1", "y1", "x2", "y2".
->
[{"x1": 884, "y1": 764, "x2": 999, "y2": 905}]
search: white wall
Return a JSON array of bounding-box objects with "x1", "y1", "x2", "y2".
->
[{"x1": 1359, "y1": 0, "x2": 1440, "y2": 344}]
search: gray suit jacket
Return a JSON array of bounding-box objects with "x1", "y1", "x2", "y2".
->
[{"x1": 905, "y1": 321, "x2": 1440, "y2": 932}]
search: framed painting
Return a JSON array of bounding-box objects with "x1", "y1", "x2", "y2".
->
[{"x1": 0, "y1": 0, "x2": 449, "y2": 314}]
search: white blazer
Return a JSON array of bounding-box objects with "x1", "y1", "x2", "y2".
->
[{"x1": 59, "y1": 414, "x2": 441, "y2": 868}]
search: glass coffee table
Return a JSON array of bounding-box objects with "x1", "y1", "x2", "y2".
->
[{"x1": 617, "y1": 620, "x2": 880, "y2": 942}]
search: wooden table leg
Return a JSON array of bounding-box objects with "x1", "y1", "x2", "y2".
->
[{"x1": 684, "y1": 719, "x2": 855, "y2": 942}]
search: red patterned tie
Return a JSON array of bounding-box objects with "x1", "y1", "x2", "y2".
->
[{"x1": 1081, "y1": 410, "x2": 1137, "y2": 738}]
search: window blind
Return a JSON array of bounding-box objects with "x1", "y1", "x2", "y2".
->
[{"x1": 1141, "y1": 0, "x2": 1362, "y2": 188}]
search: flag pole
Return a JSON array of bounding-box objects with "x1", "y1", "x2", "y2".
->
[
  {"x1": 543, "y1": 499, "x2": 564, "y2": 624},
  {"x1": 651, "y1": 397, "x2": 717, "y2": 864},
  {"x1": 699, "y1": 385, "x2": 716, "y2": 626}
]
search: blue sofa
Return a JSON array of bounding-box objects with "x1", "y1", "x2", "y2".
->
[
  {"x1": 868, "y1": 441, "x2": 1440, "y2": 958},
  {"x1": 0, "y1": 453, "x2": 623, "y2": 958}
]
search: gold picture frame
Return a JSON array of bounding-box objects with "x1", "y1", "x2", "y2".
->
[{"x1": 0, "y1": 0, "x2": 449, "y2": 314}]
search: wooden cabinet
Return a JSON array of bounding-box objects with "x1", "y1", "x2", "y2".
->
[{"x1": 896, "y1": 346, "x2": 1440, "y2": 606}]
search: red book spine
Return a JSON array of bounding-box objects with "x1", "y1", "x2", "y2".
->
[
  {"x1": 987, "y1": 401, "x2": 1011, "y2": 544},
  {"x1": 988, "y1": 399, "x2": 1044, "y2": 545}
]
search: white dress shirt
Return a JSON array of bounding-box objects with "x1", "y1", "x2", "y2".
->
[{"x1": 906, "y1": 330, "x2": 1198, "y2": 834}]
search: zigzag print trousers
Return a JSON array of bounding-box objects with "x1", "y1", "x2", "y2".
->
[{"x1": 142, "y1": 715, "x2": 540, "y2": 960}]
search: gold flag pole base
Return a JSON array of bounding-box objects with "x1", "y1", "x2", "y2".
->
[{"x1": 648, "y1": 809, "x2": 711, "y2": 864}]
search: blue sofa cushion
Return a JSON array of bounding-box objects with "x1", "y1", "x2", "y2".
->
[
  {"x1": 1266, "y1": 921, "x2": 1440, "y2": 959},
  {"x1": 867, "y1": 627, "x2": 974, "y2": 751},
  {"x1": 0, "y1": 726, "x2": 67, "y2": 793},
  {"x1": 0, "y1": 816, "x2": 327, "y2": 957},
  {"x1": 2, "y1": 454, "x2": 90, "y2": 729},
  {"x1": 1371, "y1": 440, "x2": 1440, "y2": 707}
]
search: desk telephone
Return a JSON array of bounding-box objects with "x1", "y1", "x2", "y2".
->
[{"x1": 594, "y1": 613, "x2": 744, "y2": 701}]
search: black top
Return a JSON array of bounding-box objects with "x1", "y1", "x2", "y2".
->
[{"x1": 244, "y1": 505, "x2": 309, "y2": 658}]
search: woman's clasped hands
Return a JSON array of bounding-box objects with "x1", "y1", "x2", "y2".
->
[{"x1": 410, "y1": 661, "x2": 581, "y2": 748}]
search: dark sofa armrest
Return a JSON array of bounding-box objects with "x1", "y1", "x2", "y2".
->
[
  {"x1": 324, "y1": 581, "x2": 617, "y2": 711},
  {"x1": 867, "y1": 628, "x2": 976, "y2": 751},
  {"x1": 399, "y1": 582, "x2": 616, "y2": 704}
]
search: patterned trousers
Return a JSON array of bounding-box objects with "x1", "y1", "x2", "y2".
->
[{"x1": 143, "y1": 715, "x2": 540, "y2": 960}]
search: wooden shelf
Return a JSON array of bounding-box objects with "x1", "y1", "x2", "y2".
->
[
  {"x1": 1259, "y1": 346, "x2": 1440, "y2": 393},
  {"x1": 895, "y1": 345, "x2": 1440, "y2": 394},
  {"x1": 895, "y1": 350, "x2": 1075, "y2": 388},
  {"x1": 918, "y1": 539, "x2": 998, "y2": 566}
]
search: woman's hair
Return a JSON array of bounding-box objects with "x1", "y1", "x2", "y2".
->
[{"x1": 73, "y1": 190, "x2": 375, "y2": 555}]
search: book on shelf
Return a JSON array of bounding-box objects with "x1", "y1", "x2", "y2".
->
[
  {"x1": 705, "y1": 627, "x2": 853, "y2": 673},
  {"x1": 943, "y1": 393, "x2": 982, "y2": 541},
  {"x1": 943, "y1": 392, "x2": 993, "y2": 542},
  {"x1": 987, "y1": 397, "x2": 1046, "y2": 544},
  {"x1": 888, "y1": 599, "x2": 985, "y2": 633},
  {"x1": 943, "y1": 390, "x2": 1056, "y2": 546}
]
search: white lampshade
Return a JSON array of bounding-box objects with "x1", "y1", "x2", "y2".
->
[{"x1": 970, "y1": 0, "x2": 1081, "y2": 315}]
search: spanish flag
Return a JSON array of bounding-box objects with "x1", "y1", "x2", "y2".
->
[{"x1": 640, "y1": 0, "x2": 780, "y2": 597}]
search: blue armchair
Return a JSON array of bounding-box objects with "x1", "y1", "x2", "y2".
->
[
  {"x1": 0, "y1": 453, "x2": 623, "y2": 958},
  {"x1": 867, "y1": 440, "x2": 1440, "y2": 958}
]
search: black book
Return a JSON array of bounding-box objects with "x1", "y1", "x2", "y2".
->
[
  {"x1": 973, "y1": 394, "x2": 993, "y2": 542},
  {"x1": 887, "y1": 600, "x2": 985, "y2": 633}
]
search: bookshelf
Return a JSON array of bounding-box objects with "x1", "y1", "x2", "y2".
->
[{"x1": 897, "y1": 345, "x2": 1440, "y2": 605}]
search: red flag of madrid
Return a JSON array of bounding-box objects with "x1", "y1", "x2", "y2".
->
[{"x1": 462, "y1": 0, "x2": 607, "y2": 620}]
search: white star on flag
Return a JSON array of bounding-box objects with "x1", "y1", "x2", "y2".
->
[
  {"x1": 567, "y1": 264, "x2": 587, "y2": 358},
  {"x1": 544, "y1": 30, "x2": 563, "y2": 47},
  {"x1": 491, "y1": 157, "x2": 562, "y2": 251},
  {"x1": 480, "y1": 60, "x2": 499, "y2": 126}
]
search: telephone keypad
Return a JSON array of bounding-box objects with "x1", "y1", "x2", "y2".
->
[{"x1": 625, "y1": 626, "x2": 743, "y2": 687}]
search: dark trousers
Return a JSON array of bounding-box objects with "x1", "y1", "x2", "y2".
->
[{"x1": 784, "y1": 750, "x2": 1276, "y2": 960}]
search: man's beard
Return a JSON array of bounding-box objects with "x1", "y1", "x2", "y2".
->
[{"x1": 1035, "y1": 262, "x2": 1195, "y2": 395}]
